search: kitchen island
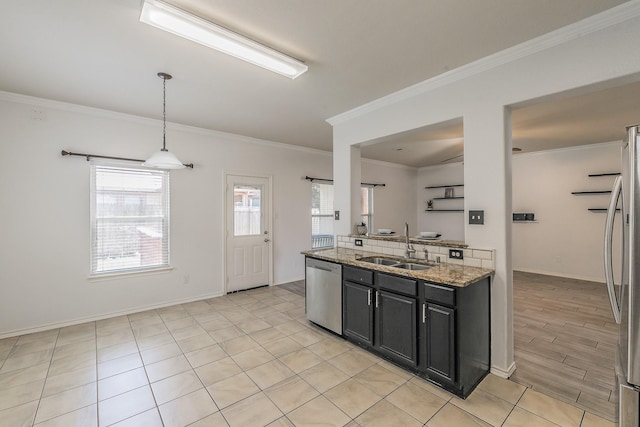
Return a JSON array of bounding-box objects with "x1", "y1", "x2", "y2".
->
[
  {"x1": 302, "y1": 246, "x2": 493, "y2": 398},
  {"x1": 303, "y1": 247, "x2": 492, "y2": 287}
]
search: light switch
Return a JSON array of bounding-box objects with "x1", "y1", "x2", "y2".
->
[
  {"x1": 469, "y1": 210, "x2": 484, "y2": 225},
  {"x1": 334, "y1": 210, "x2": 340, "y2": 220}
]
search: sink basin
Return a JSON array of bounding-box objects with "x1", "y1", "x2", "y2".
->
[
  {"x1": 358, "y1": 256, "x2": 433, "y2": 271},
  {"x1": 392, "y1": 263, "x2": 432, "y2": 271},
  {"x1": 357, "y1": 256, "x2": 400, "y2": 266}
]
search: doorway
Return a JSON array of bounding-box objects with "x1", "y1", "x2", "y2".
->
[{"x1": 225, "y1": 174, "x2": 272, "y2": 293}]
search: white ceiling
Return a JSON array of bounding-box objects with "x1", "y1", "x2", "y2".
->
[
  {"x1": 0, "y1": 0, "x2": 631, "y2": 167},
  {"x1": 360, "y1": 80, "x2": 640, "y2": 167}
]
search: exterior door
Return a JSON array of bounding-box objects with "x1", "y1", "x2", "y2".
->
[{"x1": 226, "y1": 174, "x2": 271, "y2": 292}]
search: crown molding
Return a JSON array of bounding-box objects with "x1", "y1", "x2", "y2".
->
[
  {"x1": 512, "y1": 140, "x2": 622, "y2": 159},
  {"x1": 327, "y1": 1, "x2": 640, "y2": 126},
  {"x1": 0, "y1": 90, "x2": 333, "y2": 157}
]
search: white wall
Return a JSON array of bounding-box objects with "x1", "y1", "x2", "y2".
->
[
  {"x1": 417, "y1": 143, "x2": 621, "y2": 282},
  {"x1": 417, "y1": 163, "x2": 464, "y2": 241},
  {"x1": 0, "y1": 93, "x2": 415, "y2": 337},
  {"x1": 362, "y1": 159, "x2": 417, "y2": 234},
  {"x1": 511, "y1": 142, "x2": 621, "y2": 282},
  {"x1": 328, "y1": 3, "x2": 640, "y2": 377}
]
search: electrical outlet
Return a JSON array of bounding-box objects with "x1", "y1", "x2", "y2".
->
[
  {"x1": 334, "y1": 210, "x2": 340, "y2": 220},
  {"x1": 449, "y1": 249, "x2": 464, "y2": 260},
  {"x1": 469, "y1": 210, "x2": 484, "y2": 225},
  {"x1": 355, "y1": 239, "x2": 363, "y2": 247}
]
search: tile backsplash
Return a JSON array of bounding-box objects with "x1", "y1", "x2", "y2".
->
[{"x1": 336, "y1": 235, "x2": 495, "y2": 270}]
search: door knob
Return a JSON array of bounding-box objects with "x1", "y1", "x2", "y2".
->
[{"x1": 264, "y1": 238, "x2": 270, "y2": 243}]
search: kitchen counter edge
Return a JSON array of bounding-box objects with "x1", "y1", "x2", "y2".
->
[{"x1": 302, "y1": 248, "x2": 493, "y2": 287}]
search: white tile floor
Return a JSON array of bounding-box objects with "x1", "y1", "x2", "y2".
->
[{"x1": 0, "y1": 282, "x2": 616, "y2": 426}]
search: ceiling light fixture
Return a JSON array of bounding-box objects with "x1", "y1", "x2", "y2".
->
[
  {"x1": 144, "y1": 72, "x2": 186, "y2": 170},
  {"x1": 139, "y1": 0, "x2": 308, "y2": 79}
]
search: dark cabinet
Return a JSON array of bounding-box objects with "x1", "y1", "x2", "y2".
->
[
  {"x1": 339, "y1": 261, "x2": 490, "y2": 399},
  {"x1": 420, "y1": 279, "x2": 490, "y2": 397},
  {"x1": 343, "y1": 268, "x2": 418, "y2": 368},
  {"x1": 342, "y1": 280, "x2": 374, "y2": 346},
  {"x1": 424, "y1": 303, "x2": 455, "y2": 383},
  {"x1": 376, "y1": 289, "x2": 417, "y2": 366}
]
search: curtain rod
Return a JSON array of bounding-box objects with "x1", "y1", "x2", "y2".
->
[
  {"x1": 61, "y1": 150, "x2": 194, "y2": 168},
  {"x1": 304, "y1": 176, "x2": 385, "y2": 187}
]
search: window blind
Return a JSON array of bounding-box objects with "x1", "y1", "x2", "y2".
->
[{"x1": 90, "y1": 164, "x2": 170, "y2": 275}]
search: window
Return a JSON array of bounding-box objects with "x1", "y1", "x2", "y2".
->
[
  {"x1": 311, "y1": 183, "x2": 374, "y2": 248},
  {"x1": 360, "y1": 186, "x2": 374, "y2": 230},
  {"x1": 233, "y1": 184, "x2": 262, "y2": 236},
  {"x1": 90, "y1": 164, "x2": 170, "y2": 275}
]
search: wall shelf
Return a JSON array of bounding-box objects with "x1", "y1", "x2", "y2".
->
[
  {"x1": 588, "y1": 172, "x2": 620, "y2": 177},
  {"x1": 588, "y1": 208, "x2": 620, "y2": 213},
  {"x1": 572, "y1": 173, "x2": 620, "y2": 212},
  {"x1": 571, "y1": 191, "x2": 612, "y2": 195},
  {"x1": 426, "y1": 184, "x2": 464, "y2": 212},
  {"x1": 425, "y1": 184, "x2": 464, "y2": 189}
]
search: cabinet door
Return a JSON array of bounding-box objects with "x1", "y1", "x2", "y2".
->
[
  {"x1": 376, "y1": 290, "x2": 417, "y2": 366},
  {"x1": 424, "y1": 303, "x2": 456, "y2": 383},
  {"x1": 342, "y1": 281, "x2": 374, "y2": 346}
]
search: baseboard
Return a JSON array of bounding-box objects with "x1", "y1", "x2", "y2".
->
[
  {"x1": 274, "y1": 276, "x2": 305, "y2": 286},
  {"x1": 513, "y1": 267, "x2": 605, "y2": 284},
  {"x1": 491, "y1": 361, "x2": 517, "y2": 379},
  {"x1": 0, "y1": 291, "x2": 225, "y2": 339}
]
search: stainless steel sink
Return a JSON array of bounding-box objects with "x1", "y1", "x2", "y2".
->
[
  {"x1": 358, "y1": 257, "x2": 432, "y2": 271},
  {"x1": 392, "y1": 263, "x2": 432, "y2": 271},
  {"x1": 357, "y1": 256, "x2": 399, "y2": 266}
]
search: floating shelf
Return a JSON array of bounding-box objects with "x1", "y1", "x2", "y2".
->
[
  {"x1": 588, "y1": 172, "x2": 620, "y2": 177},
  {"x1": 571, "y1": 191, "x2": 612, "y2": 195},
  {"x1": 588, "y1": 208, "x2": 621, "y2": 213},
  {"x1": 432, "y1": 196, "x2": 464, "y2": 200},
  {"x1": 425, "y1": 184, "x2": 464, "y2": 189},
  {"x1": 513, "y1": 220, "x2": 538, "y2": 223},
  {"x1": 425, "y1": 209, "x2": 464, "y2": 212}
]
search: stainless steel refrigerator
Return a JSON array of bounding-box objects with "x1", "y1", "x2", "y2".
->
[{"x1": 605, "y1": 125, "x2": 640, "y2": 426}]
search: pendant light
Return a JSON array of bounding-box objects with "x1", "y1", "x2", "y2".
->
[{"x1": 144, "y1": 72, "x2": 186, "y2": 170}]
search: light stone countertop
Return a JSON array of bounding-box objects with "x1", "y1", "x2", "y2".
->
[
  {"x1": 349, "y1": 234, "x2": 468, "y2": 248},
  {"x1": 302, "y1": 247, "x2": 493, "y2": 287}
]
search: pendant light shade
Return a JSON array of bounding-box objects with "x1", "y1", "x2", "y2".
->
[
  {"x1": 144, "y1": 72, "x2": 186, "y2": 170},
  {"x1": 144, "y1": 149, "x2": 185, "y2": 169}
]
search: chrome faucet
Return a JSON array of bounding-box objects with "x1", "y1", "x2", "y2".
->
[{"x1": 404, "y1": 222, "x2": 416, "y2": 258}]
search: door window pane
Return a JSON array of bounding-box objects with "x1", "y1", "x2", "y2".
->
[{"x1": 234, "y1": 184, "x2": 262, "y2": 236}]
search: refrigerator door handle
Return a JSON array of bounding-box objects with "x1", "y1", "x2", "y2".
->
[{"x1": 605, "y1": 175, "x2": 623, "y2": 324}]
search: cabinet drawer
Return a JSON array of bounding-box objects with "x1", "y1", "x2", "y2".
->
[
  {"x1": 343, "y1": 266, "x2": 374, "y2": 285},
  {"x1": 424, "y1": 283, "x2": 456, "y2": 307},
  {"x1": 377, "y1": 273, "x2": 417, "y2": 296}
]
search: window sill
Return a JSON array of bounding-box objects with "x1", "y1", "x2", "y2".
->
[{"x1": 89, "y1": 266, "x2": 174, "y2": 282}]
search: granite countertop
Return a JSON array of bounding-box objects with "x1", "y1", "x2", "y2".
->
[
  {"x1": 302, "y1": 247, "x2": 493, "y2": 287},
  {"x1": 350, "y1": 234, "x2": 467, "y2": 248}
]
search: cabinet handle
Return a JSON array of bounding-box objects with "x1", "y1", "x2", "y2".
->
[
  {"x1": 375, "y1": 291, "x2": 379, "y2": 308},
  {"x1": 422, "y1": 303, "x2": 426, "y2": 323},
  {"x1": 367, "y1": 289, "x2": 371, "y2": 306}
]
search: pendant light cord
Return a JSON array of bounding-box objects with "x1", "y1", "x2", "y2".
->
[{"x1": 162, "y1": 74, "x2": 167, "y2": 152}]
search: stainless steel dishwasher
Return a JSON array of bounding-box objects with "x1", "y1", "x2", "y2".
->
[{"x1": 305, "y1": 258, "x2": 342, "y2": 334}]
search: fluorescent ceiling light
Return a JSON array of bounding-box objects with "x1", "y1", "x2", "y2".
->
[{"x1": 140, "y1": 0, "x2": 308, "y2": 79}]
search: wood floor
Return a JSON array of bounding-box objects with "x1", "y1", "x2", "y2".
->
[
  {"x1": 278, "y1": 280, "x2": 305, "y2": 297},
  {"x1": 511, "y1": 271, "x2": 617, "y2": 421}
]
